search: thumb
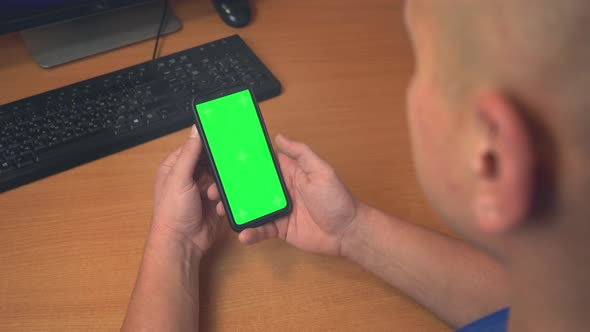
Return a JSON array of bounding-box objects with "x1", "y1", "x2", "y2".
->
[
  {"x1": 275, "y1": 134, "x2": 328, "y2": 174},
  {"x1": 170, "y1": 125, "x2": 203, "y2": 189}
]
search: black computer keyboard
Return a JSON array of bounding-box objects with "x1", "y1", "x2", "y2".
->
[{"x1": 0, "y1": 35, "x2": 281, "y2": 192}]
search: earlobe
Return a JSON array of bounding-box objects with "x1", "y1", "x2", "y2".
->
[
  {"x1": 472, "y1": 146, "x2": 505, "y2": 233},
  {"x1": 472, "y1": 92, "x2": 535, "y2": 234},
  {"x1": 474, "y1": 193, "x2": 504, "y2": 233}
]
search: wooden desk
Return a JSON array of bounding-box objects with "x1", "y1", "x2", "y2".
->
[{"x1": 0, "y1": 0, "x2": 451, "y2": 330}]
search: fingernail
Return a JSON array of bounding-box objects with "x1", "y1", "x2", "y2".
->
[{"x1": 189, "y1": 125, "x2": 198, "y2": 138}]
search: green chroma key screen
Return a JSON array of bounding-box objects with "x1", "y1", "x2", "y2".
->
[{"x1": 194, "y1": 89, "x2": 288, "y2": 226}]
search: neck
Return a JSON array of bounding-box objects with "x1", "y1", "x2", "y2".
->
[{"x1": 507, "y1": 220, "x2": 590, "y2": 332}]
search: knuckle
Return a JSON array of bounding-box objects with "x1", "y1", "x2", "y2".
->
[
  {"x1": 157, "y1": 159, "x2": 168, "y2": 171},
  {"x1": 300, "y1": 143, "x2": 311, "y2": 152},
  {"x1": 156, "y1": 165, "x2": 168, "y2": 179},
  {"x1": 298, "y1": 143, "x2": 312, "y2": 156},
  {"x1": 166, "y1": 166, "x2": 178, "y2": 179}
]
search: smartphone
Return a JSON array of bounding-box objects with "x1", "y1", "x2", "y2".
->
[{"x1": 192, "y1": 86, "x2": 291, "y2": 232}]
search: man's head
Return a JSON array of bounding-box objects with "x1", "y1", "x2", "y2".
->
[{"x1": 403, "y1": 0, "x2": 590, "y2": 254}]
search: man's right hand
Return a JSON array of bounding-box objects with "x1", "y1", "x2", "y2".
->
[{"x1": 206, "y1": 134, "x2": 362, "y2": 256}]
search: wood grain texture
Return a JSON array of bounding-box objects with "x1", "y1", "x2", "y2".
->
[{"x1": 0, "y1": 0, "x2": 452, "y2": 330}]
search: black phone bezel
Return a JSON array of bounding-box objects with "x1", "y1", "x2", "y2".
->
[{"x1": 191, "y1": 86, "x2": 292, "y2": 233}]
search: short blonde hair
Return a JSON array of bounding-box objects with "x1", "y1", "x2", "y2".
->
[{"x1": 429, "y1": 0, "x2": 590, "y2": 149}]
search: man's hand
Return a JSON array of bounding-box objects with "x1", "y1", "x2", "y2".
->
[
  {"x1": 151, "y1": 125, "x2": 221, "y2": 254},
  {"x1": 207, "y1": 134, "x2": 361, "y2": 256},
  {"x1": 123, "y1": 126, "x2": 222, "y2": 332}
]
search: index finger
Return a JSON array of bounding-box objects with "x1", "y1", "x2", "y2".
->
[
  {"x1": 156, "y1": 145, "x2": 183, "y2": 188},
  {"x1": 169, "y1": 125, "x2": 203, "y2": 189},
  {"x1": 275, "y1": 134, "x2": 329, "y2": 174}
]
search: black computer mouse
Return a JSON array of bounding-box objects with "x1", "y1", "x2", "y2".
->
[{"x1": 212, "y1": 0, "x2": 252, "y2": 28}]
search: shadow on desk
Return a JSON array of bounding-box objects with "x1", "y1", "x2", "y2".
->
[{"x1": 0, "y1": 34, "x2": 34, "y2": 70}]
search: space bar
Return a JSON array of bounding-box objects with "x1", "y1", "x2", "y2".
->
[{"x1": 36, "y1": 131, "x2": 113, "y2": 161}]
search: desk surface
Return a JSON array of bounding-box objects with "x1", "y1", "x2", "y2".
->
[{"x1": 0, "y1": 0, "x2": 452, "y2": 330}]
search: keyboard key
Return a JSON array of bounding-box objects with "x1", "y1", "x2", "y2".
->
[
  {"x1": 114, "y1": 125, "x2": 131, "y2": 135},
  {"x1": 3, "y1": 146, "x2": 20, "y2": 160},
  {"x1": 159, "y1": 108, "x2": 172, "y2": 119},
  {"x1": 144, "y1": 111, "x2": 160, "y2": 124},
  {"x1": 16, "y1": 152, "x2": 35, "y2": 168},
  {"x1": 61, "y1": 131, "x2": 76, "y2": 143},
  {"x1": 129, "y1": 117, "x2": 145, "y2": 130},
  {"x1": 34, "y1": 143, "x2": 50, "y2": 155},
  {"x1": 0, "y1": 160, "x2": 15, "y2": 174},
  {"x1": 47, "y1": 135, "x2": 61, "y2": 146},
  {"x1": 115, "y1": 115, "x2": 127, "y2": 125}
]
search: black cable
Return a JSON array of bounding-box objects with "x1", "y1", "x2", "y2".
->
[{"x1": 152, "y1": 0, "x2": 169, "y2": 60}]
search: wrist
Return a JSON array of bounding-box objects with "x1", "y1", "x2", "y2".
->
[
  {"x1": 138, "y1": 224, "x2": 202, "y2": 298},
  {"x1": 340, "y1": 201, "x2": 371, "y2": 259},
  {"x1": 147, "y1": 224, "x2": 204, "y2": 262}
]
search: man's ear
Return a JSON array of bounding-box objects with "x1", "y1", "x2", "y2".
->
[{"x1": 472, "y1": 91, "x2": 535, "y2": 234}]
